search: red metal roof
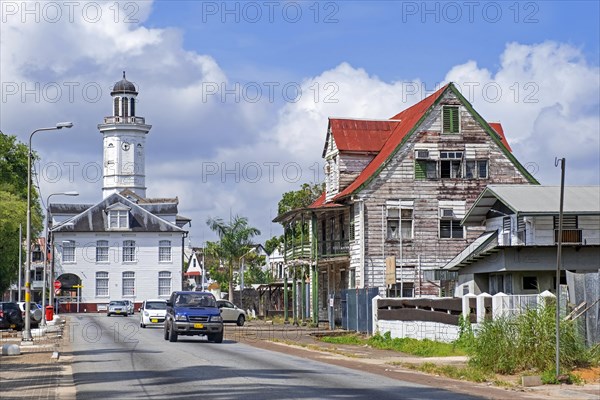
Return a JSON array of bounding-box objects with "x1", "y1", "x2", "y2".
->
[
  {"x1": 488, "y1": 122, "x2": 512, "y2": 152},
  {"x1": 308, "y1": 192, "x2": 344, "y2": 209},
  {"x1": 328, "y1": 119, "x2": 399, "y2": 153},
  {"x1": 333, "y1": 84, "x2": 450, "y2": 200}
]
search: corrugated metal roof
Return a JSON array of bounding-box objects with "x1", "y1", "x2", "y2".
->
[
  {"x1": 464, "y1": 185, "x2": 600, "y2": 224},
  {"x1": 328, "y1": 119, "x2": 399, "y2": 153},
  {"x1": 444, "y1": 231, "x2": 498, "y2": 270}
]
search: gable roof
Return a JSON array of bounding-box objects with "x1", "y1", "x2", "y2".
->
[
  {"x1": 463, "y1": 185, "x2": 600, "y2": 225},
  {"x1": 488, "y1": 122, "x2": 512, "y2": 152},
  {"x1": 324, "y1": 118, "x2": 400, "y2": 156},
  {"x1": 52, "y1": 192, "x2": 185, "y2": 233},
  {"x1": 331, "y1": 83, "x2": 537, "y2": 201}
]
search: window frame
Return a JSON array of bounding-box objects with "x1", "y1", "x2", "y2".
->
[
  {"x1": 122, "y1": 240, "x2": 137, "y2": 263},
  {"x1": 122, "y1": 271, "x2": 135, "y2": 297},
  {"x1": 158, "y1": 240, "x2": 172, "y2": 263},
  {"x1": 96, "y1": 271, "x2": 109, "y2": 297},
  {"x1": 158, "y1": 271, "x2": 172, "y2": 297},
  {"x1": 439, "y1": 218, "x2": 464, "y2": 239},
  {"x1": 62, "y1": 240, "x2": 76, "y2": 263},
  {"x1": 109, "y1": 209, "x2": 129, "y2": 229},
  {"x1": 96, "y1": 240, "x2": 109, "y2": 263}
]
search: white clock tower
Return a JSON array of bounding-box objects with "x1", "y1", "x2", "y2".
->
[{"x1": 98, "y1": 72, "x2": 152, "y2": 198}]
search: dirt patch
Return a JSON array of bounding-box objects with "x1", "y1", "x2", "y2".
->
[{"x1": 573, "y1": 366, "x2": 600, "y2": 383}]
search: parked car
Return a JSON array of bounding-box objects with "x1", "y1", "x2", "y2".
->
[
  {"x1": 140, "y1": 299, "x2": 167, "y2": 328},
  {"x1": 0, "y1": 302, "x2": 24, "y2": 331},
  {"x1": 216, "y1": 300, "x2": 246, "y2": 326},
  {"x1": 17, "y1": 302, "x2": 43, "y2": 327},
  {"x1": 123, "y1": 300, "x2": 135, "y2": 315},
  {"x1": 107, "y1": 300, "x2": 128, "y2": 317},
  {"x1": 164, "y1": 291, "x2": 223, "y2": 343}
]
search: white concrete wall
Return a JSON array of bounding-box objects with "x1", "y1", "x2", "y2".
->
[
  {"x1": 376, "y1": 320, "x2": 460, "y2": 343},
  {"x1": 53, "y1": 231, "x2": 183, "y2": 305}
]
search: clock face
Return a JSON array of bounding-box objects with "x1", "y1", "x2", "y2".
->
[{"x1": 122, "y1": 142, "x2": 131, "y2": 151}]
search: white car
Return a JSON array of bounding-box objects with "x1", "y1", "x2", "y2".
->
[
  {"x1": 140, "y1": 299, "x2": 167, "y2": 328},
  {"x1": 123, "y1": 300, "x2": 135, "y2": 315},
  {"x1": 216, "y1": 300, "x2": 246, "y2": 326}
]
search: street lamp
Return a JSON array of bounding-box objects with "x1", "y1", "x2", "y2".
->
[
  {"x1": 24, "y1": 122, "x2": 74, "y2": 342},
  {"x1": 41, "y1": 191, "x2": 78, "y2": 327}
]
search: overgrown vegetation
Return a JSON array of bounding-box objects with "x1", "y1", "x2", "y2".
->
[
  {"x1": 319, "y1": 332, "x2": 466, "y2": 357},
  {"x1": 464, "y1": 303, "x2": 596, "y2": 375},
  {"x1": 396, "y1": 362, "x2": 494, "y2": 383}
]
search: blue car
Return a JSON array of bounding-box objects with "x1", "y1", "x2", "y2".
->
[{"x1": 163, "y1": 291, "x2": 223, "y2": 343}]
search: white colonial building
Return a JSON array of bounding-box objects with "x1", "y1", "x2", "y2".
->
[{"x1": 50, "y1": 73, "x2": 190, "y2": 312}]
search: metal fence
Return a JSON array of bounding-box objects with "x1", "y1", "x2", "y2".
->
[{"x1": 340, "y1": 288, "x2": 379, "y2": 334}]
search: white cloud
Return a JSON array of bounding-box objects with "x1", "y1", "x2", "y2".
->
[{"x1": 1, "y1": 2, "x2": 598, "y2": 244}]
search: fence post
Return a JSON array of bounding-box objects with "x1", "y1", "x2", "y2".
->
[
  {"x1": 462, "y1": 293, "x2": 476, "y2": 319},
  {"x1": 492, "y1": 292, "x2": 508, "y2": 319},
  {"x1": 476, "y1": 293, "x2": 492, "y2": 324},
  {"x1": 371, "y1": 295, "x2": 381, "y2": 337}
]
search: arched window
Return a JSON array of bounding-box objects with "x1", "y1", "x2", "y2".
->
[
  {"x1": 122, "y1": 97, "x2": 129, "y2": 118},
  {"x1": 130, "y1": 98, "x2": 135, "y2": 116},
  {"x1": 159, "y1": 240, "x2": 171, "y2": 262},
  {"x1": 122, "y1": 271, "x2": 135, "y2": 296},
  {"x1": 122, "y1": 240, "x2": 136, "y2": 262},
  {"x1": 96, "y1": 272, "x2": 109, "y2": 297},
  {"x1": 113, "y1": 97, "x2": 119, "y2": 116},
  {"x1": 158, "y1": 271, "x2": 171, "y2": 296}
]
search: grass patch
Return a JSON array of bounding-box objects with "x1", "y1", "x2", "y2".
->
[
  {"x1": 369, "y1": 332, "x2": 467, "y2": 357},
  {"x1": 318, "y1": 332, "x2": 466, "y2": 357},
  {"x1": 396, "y1": 362, "x2": 493, "y2": 383}
]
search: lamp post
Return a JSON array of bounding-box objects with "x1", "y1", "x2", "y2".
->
[
  {"x1": 24, "y1": 122, "x2": 73, "y2": 342},
  {"x1": 41, "y1": 191, "x2": 78, "y2": 326}
]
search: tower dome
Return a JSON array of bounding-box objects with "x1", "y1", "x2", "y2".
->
[{"x1": 111, "y1": 71, "x2": 138, "y2": 95}]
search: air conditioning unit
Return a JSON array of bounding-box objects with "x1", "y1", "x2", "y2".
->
[
  {"x1": 441, "y1": 208, "x2": 454, "y2": 218},
  {"x1": 415, "y1": 150, "x2": 429, "y2": 159}
]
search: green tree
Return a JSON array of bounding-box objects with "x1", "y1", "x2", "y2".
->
[
  {"x1": 206, "y1": 215, "x2": 261, "y2": 300},
  {"x1": 264, "y1": 235, "x2": 283, "y2": 254},
  {"x1": 0, "y1": 133, "x2": 44, "y2": 293},
  {"x1": 277, "y1": 182, "x2": 324, "y2": 215},
  {"x1": 242, "y1": 253, "x2": 273, "y2": 285}
]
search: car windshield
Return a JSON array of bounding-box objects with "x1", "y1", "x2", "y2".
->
[
  {"x1": 145, "y1": 301, "x2": 166, "y2": 310},
  {"x1": 110, "y1": 301, "x2": 126, "y2": 306},
  {"x1": 175, "y1": 293, "x2": 215, "y2": 307}
]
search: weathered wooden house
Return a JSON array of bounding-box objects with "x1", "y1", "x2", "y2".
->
[
  {"x1": 274, "y1": 83, "x2": 537, "y2": 323},
  {"x1": 445, "y1": 185, "x2": 600, "y2": 295}
]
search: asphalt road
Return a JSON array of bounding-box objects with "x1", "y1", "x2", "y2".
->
[{"x1": 67, "y1": 314, "x2": 484, "y2": 399}]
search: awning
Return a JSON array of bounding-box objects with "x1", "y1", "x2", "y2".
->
[{"x1": 444, "y1": 231, "x2": 498, "y2": 270}]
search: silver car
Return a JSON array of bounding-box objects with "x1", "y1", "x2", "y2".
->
[
  {"x1": 123, "y1": 300, "x2": 135, "y2": 315},
  {"x1": 107, "y1": 300, "x2": 128, "y2": 317}
]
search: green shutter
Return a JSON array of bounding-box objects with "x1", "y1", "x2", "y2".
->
[
  {"x1": 415, "y1": 160, "x2": 426, "y2": 180},
  {"x1": 443, "y1": 106, "x2": 459, "y2": 133}
]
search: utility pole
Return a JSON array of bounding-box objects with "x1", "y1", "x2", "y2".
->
[{"x1": 555, "y1": 157, "x2": 566, "y2": 379}]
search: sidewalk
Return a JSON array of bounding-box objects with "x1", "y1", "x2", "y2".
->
[{"x1": 0, "y1": 316, "x2": 74, "y2": 400}]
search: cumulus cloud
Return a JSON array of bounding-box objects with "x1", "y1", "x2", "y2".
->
[{"x1": 1, "y1": 2, "x2": 597, "y2": 243}]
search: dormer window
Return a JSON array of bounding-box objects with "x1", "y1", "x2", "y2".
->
[
  {"x1": 109, "y1": 210, "x2": 128, "y2": 228},
  {"x1": 106, "y1": 203, "x2": 131, "y2": 229}
]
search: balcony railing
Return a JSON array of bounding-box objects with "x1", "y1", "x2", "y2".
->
[
  {"x1": 555, "y1": 229, "x2": 582, "y2": 244},
  {"x1": 103, "y1": 116, "x2": 146, "y2": 124},
  {"x1": 284, "y1": 243, "x2": 311, "y2": 260},
  {"x1": 318, "y1": 239, "x2": 350, "y2": 257}
]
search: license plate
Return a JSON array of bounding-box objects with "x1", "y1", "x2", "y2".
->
[
  {"x1": 193, "y1": 323, "x2": 204, "y2": 329},
  {"x1": 10, "y1": 324, "x2": 15, "y2": 328},
  {"x1": 151, "y1": 319, "x2": 158, "y2": 323},
  {"x1": 116, "y1": 311, "x2": 121, "y2": 313}
]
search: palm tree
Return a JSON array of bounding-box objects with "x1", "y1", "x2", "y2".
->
[{"x1": 206, "y1": 215, "x2": 261, "y2": 301}]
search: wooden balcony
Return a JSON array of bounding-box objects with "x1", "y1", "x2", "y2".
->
[
  {"x1": 318, "y1": 239, "x2": 350, "y2": 258},
  {"x1": 284, "y1": 243, "x2": 311, "y2": 260}
]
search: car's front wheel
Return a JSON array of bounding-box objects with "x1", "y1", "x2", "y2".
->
[
  {"x1": 168, "y1": 322, "x2": 178, "y2": 342},
  {"x1": 163, "y1": 323, "x2": 169, "y2": 340},
  {"x1": 140, "y1": 321, "x2": 146, "y2": 328},
  {"x1": 208, "y1": 331, "x2": 223, "y2": 343},
  {"x1": 237, "y1": 315, "x2": 245, "y2": 326}
]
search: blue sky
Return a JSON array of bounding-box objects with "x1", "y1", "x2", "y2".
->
[{"x1": 1, "y1": 1, "x2": 599, "y2": 244}]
